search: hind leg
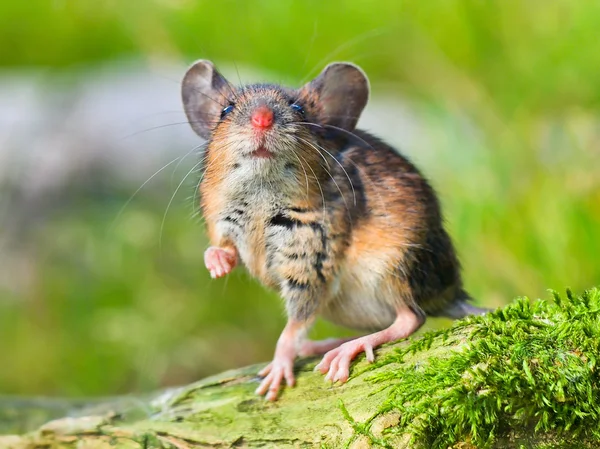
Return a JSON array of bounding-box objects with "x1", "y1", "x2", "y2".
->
[
  {"x1": 298, "y1": 337, "x2": 358, "y2": 357},
  {"x1": 315, "y1": 306, "x2": 424, "y2": 383}
]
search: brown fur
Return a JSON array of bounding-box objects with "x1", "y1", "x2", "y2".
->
[{"x1": 182, "y1": 60, "x2": 480, "y2": 334}]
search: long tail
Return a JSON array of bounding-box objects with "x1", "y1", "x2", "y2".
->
[{"x1": 439, "y1": 290, "x2": 492, "y2": 319}]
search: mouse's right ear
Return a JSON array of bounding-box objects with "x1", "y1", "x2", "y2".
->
[{"x1": 182, "y1": 60, "x2": 234, "y2": 139}]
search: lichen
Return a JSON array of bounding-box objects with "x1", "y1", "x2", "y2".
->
[
  {"x1": 4, "y1": 288, "x2": 600, "y2": 448},
  {"x1": 354, "y1": 287, "x2": 600, "y2": 448}
]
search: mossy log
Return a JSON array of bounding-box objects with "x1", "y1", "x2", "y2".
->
[{"x1": 1, "y1": 288, "x2": 600, "y2": 449}]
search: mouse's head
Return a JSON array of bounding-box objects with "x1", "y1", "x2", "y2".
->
[{"x1": 181, "y1": 60, "x2": 369, "y2": 174}]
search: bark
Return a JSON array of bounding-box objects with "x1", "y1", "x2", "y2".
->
[
  {"x1": 2, "y1": 339, "x2": 433, "y2": 449},
  {"x1": 0, "y1": 353, "x2": 401, "y2": 449},
  {"x1": 0, "y1": 300, "x2": 596, "y2": 449}
]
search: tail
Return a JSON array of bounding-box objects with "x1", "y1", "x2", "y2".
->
[{"x1": 438, "y1": 291, "x2": 492, "y2": 319}]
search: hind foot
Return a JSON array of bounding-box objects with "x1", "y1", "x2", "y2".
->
[{"x1": 315, "y1": 307, "x2": 423, "y2": 383}]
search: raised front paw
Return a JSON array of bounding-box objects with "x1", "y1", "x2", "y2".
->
[
  {"x1": 204, "y1": 246, "x2": 237, "y2": 278},
  {"x1": 255, "y1": 357, "x2": 296, "y2": 401}
]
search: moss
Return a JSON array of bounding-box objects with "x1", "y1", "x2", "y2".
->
[
  {"x1": 4, "y1": 288, "x2": 600, "y2": 448},
  {"x1": 360, "y1": 287, "x2": 600, "y2": 448}
]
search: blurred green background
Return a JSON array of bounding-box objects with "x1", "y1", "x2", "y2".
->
[{"x1": 0, "y1": 0, "x2": 598, "y2": 398}]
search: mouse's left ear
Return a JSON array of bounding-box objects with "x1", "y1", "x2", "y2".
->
[{"x1": 302, "y1": 62, "x2": 369, "y2": 131}]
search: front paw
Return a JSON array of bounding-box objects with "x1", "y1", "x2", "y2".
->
[
  {"x1": 204, "y1": 246, "x2": 237, "y2": 278},
  {"x1": 255, "y1": 357, "x2": 296, "y2": 401}
]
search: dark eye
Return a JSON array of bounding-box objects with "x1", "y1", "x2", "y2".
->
[
  {"x1": 220, "y1": 104, "x2": 234, "y2": 119},
  {"x1": 290, "y1": 103, "x2": 305, "y2": 115}
]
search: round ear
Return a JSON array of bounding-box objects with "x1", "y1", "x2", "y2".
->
[
  {"x1": 181, "y1": 60, "x2": 234, "y2": 139},
  {"x1": 304, "y1": 62, "x2": 370, "y2": 131}
]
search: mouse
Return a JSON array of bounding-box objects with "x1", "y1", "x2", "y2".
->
[{"x1": 181, "y1": 59, "x2": 488, "y2": 401}]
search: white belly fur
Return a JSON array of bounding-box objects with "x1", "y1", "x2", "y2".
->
[{"x1": 319, "y1": 259, "x2": 397, "y2": 331}]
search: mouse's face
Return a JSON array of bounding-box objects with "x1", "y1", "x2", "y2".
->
[
  {"x1": 206, "y1": 83, "x2": 312, "y2": 163},
  {"x1": 182, "y1": 60, "x2": 369, "y2": 175}
]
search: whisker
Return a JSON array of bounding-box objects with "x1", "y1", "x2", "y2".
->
[
  {"x1": 184, "y1": 67, "x2": 243, "y2": 106},
  {"x1": 294, "y1": 135, "x2": 352, "y2": 223},
  {"x1": 300, "y1": 21, "x2": 319, "y2": 75},
  {"x1": 108, "y1": 154, "x2": 190, "y2": 233},
  {"x1": 186, "y1": 84, "x2": 226, "y2": 108},
  {"x1": 294, "y1": 121, "x2": 375, "y2": 151},
  {"x1": 119, "y1": 121, "x2": 209, "y2": 141},
  {"x1": 296, "y1": 149, "x2": 326, "y2": 219},
  {"x1": 298, "y1": 28, "x2": 387, "y2": 84},
  {"x1": 190, "y1": 149, "x2": 221, "y2": 221},
  {"x1": 132, "y1": 110, "x2": 187, "y2": 119},
  {"x1": 184, "y1": 154, "x2": 216, "y2": 226},
  {"x1": 295, "y1": 133, "x2": 357, "y2": 207},
  {"x1": 232, "y1": 61, "x2": 244, "y2": 90},
  {"x1": 296, "y1": 135, "x2": 330, "y2": 168},
  {"x1": 159, "y1": 158, "x2": 205, "y2": 250},
  {"x1": 189, "y1": 140, "x2": 238, "y2": 223},
  {"x1": 170, "y1": 142, "x2": 207, "y2": 189},
  {"x1": 214, "y1": 81, "x2": 239, "y2": 105},
  {"x1": 118, "y1": 110, "x2": 189, "y2": 131},
  {"x1": 191, "y1": 165, "x2": 205, "y2": 220},
  {"x1": 287, "y1": 143, "x2": 311, "y2": 201},
  {"x1": 293, "y1": 121, "x2": 391, "y2": 220}
]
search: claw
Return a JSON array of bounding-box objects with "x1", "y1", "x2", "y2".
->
[
  {"x1": 316, "y1": 307, "x2": 423, "y2": 385},
  {"x1": 255, "y1": 320, "x2": 312, "y2": 400},
  {"x1": 255, "y1": 358, "x2": 295, "y2": 401},
  {"x1": 204, "y1": 246, "x2": 237, "y2": 278},
  {"x1": 318, "y1": 339, "x2": 375, "y2": 385}
]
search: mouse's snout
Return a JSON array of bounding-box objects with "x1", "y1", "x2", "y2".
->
[{"x1": 251, "y1": 105, "x2": 274, "y2": 130}]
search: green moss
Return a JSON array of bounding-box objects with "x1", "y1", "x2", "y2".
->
[
  {"x1": 363, "y1": 287, "x2": 600, "y2": 448},
  {"x1": 5, "y1": 288, "x2": 600, "y2": 448}
]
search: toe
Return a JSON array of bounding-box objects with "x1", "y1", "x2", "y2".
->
[
  {"x1": 333, "y1": 353, "x2": 353, "y2": 383},
  {"x1": 258, "y1": 363, "x2": 272, "y2": 377},
  {"x1": 223, "y1": 251, "x2": 236, "y2": 266},
  {"x1": 255, "y1": 373, "x2": 273, "y2": 396},
  {"x1": 204, "y1": 247, "x2": 235, "y2": 278},
  {"x1": 266, "y1": 371, "x2": 283, "y2": 401},
  {"x1": 318, "y1": 339, "x2": 379, "y2": 383},
  {"x1": 215, "y1": 251, "x2": 228, "y2": 268},
  {"x1": 316, "y1": 348, "x2": 339, "y2": 374},
  {"x1": 284, "y1": 365, "x2": 295, "y2": 388},
  {"x1": 325, "y1": 355, "x2": 341, "y2": 383},
  {"x1": 221, "y1": 262, "x2": 231, "y2": 274},
  {"x1": 217, "y1": 249, "x2": 236, "y2": 271},
  {"x1": 204, "y1": 248, "x2": 216, "y2": 267},
  {"x1": 256, "y1": 358, "x2": 295, "y2": 400}
]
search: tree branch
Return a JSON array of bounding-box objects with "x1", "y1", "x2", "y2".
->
[{"x1": 2, "y1": 288, "x2": 599, "y2": 448}]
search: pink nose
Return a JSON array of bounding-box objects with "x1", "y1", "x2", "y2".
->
[{"x1": 251, "y1": 106, "x2": 274, "y2": 129}]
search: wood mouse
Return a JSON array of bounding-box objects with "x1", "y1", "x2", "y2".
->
[{"x1": 181, "y1": 59, "x2": 488, "y2": 401}]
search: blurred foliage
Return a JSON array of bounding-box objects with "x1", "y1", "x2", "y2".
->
[{"x1": 0, "y1": 0, "x2": 599, "y2": 397}]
